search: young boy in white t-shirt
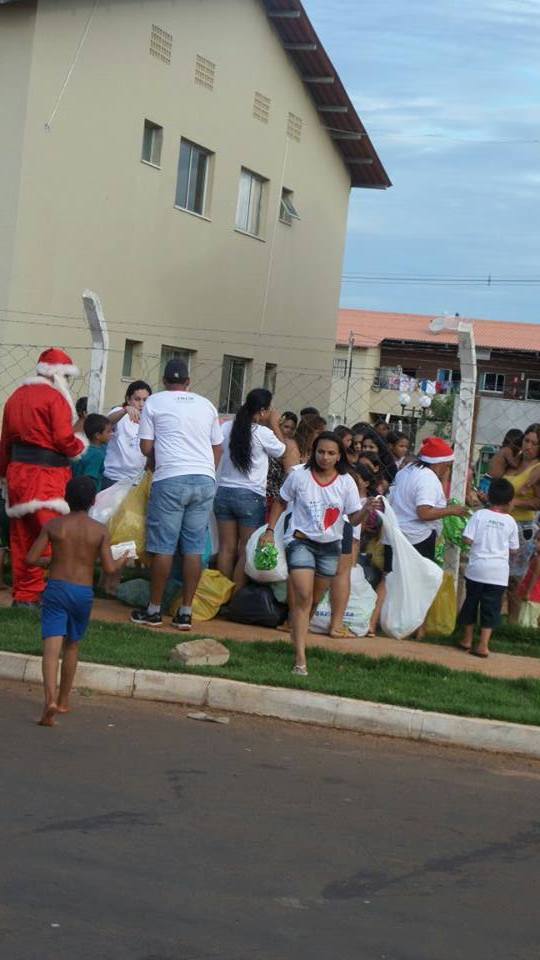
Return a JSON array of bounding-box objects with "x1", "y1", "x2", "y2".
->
[{"x1": 458, "y1": 478, "x2": 519, "y2": 658}]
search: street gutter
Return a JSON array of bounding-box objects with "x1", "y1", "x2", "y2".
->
[{"x1": 2, "y1": 650, "x2": 540, "y2": 759}]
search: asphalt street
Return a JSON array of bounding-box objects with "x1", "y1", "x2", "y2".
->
[{"x1": 1, "y1": 678, "x2": 540, "y2": 960}]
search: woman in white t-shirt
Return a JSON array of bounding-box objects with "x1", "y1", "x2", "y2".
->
[
  {"x1": 102, "y1": 380, "x2": 152, "y2": 487},
  {"x1": 214, "y1": 388, "x2": 286, "y2": 588},
  {"x1": 261, "y1": 432, "x2": 365, "y2": 675},
  {"x1": 387, "y1": 436, "x2": 467, "y2": 637}
]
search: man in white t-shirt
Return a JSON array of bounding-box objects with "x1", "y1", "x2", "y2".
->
[
  {"x1": 458, "y1": 478, "x2": 519, "y2": 658},
  {"x1": 131, "y1": 360, "x2": 223, "y2": 630}
]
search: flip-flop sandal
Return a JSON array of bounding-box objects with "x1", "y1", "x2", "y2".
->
[
  {"x1": 329, "y1": 626, "x2": 355, "y2": 639},
  {"x1": 457, "y1": 643, "x2": 472, "y2": 652},
  {"x1": 366, "y1": 630, "x2": 377, "y2": 638},
  {"x1": 471, "y1": 649, "x2": 489, "y2": 659}
]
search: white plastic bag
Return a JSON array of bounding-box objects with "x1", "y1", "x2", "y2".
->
[
  {"x1": 380, "y1": 501, "x2": 443, "y2": 639},
  {"x1": 245, "y1": 513, "x2": 288, "y2": 583},
  {"x1": 310, "y1": 565, "x2": 377, "y2": 637},
  {"x1": 89, "y1": 479, "x2": 133, "y2": 525}
]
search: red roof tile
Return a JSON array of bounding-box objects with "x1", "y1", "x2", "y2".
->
[{"x1": 337, "y1": 309, "x2": 540, "y2": 353}]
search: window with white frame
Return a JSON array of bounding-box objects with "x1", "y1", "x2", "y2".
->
[
  {"x1": 159, "y1": 345, "x2": 193, "y2": 379},
  {"x1": 219, "y1": 356, "x2": 250, "y2": 414},
  {"x1": 122, "y1": 339, "x2": 142, "y2": 379},
  {"x1": 479, "y1": 371, "x2": 505, "y2": 393},
  {"x1": 175, "y1": 139, "x2": 212, "y2": 216},
  {"x1": 279, "y1": 188, "x2": 300, "y2": 225},
  {"x1": 235, "y1": 168, "x2": 265, "y2": 236},
  {"x1": 526, "y1": 379, "x2": 540, "y2": 401},
  {"x1": 333, "y1": 357, "x2": 348, "y2": 379},
  {"x1": 263, "y1": 363, "x2": 277, "y2": 394},
  {"x1": 141, "y1": 119, "x2": 163, "y2": 166}
]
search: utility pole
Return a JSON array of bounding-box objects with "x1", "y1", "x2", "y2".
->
[{"x1": 342, "y1": 330, "x2": 355, "y2": 424}]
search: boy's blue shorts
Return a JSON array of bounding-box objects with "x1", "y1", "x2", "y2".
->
[{"x1": 41, "y1": 579, "x2": 94, "y2": 642}]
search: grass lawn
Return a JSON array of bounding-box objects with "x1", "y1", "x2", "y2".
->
[
  {"x1": 425, "y1": 622, "x2": 540, "y2": 660},
  {"x1": 2, "y1": 608, "x2": 540, "y2": 728}
]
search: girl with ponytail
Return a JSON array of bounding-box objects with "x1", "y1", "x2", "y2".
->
[{"x1": 214, "y1": 388, "x2": 286, "y2": 588}]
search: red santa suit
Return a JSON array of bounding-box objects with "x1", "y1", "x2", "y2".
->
[{"x1": 0, "y1": 348, "x2": 88, "y2": 604}]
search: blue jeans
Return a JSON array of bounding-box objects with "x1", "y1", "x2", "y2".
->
[
  {"x1": 146, "y1": 475, "x2": 215, "y2": 556},
  {"x1": 286, "y1": 537, "x2": 341, "y2": 578},
  {"x1": 214, "y1": 485, "x2": 266, "y2": 528}
]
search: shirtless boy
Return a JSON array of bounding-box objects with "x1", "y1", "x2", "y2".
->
[{"x1": 26, "y1": 476, "x2": 128, "y2": 726}]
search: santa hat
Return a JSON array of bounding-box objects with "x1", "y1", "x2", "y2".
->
[
  {"x1": 36, "y1": 347, "x2": 79, "y2": 378},
  {"x1": 418, "y1": 437, "x2": 454, "y2": 463}
]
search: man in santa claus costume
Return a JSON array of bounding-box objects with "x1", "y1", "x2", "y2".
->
[{"x1": 0, "y1": 348, "x2": 88, "y2": 607}]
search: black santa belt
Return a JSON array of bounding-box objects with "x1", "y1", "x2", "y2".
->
[{"x1": 10, "y1": 443, "x2": 70, "y2": 468}]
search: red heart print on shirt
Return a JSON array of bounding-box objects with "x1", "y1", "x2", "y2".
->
[{"x1": 323, "y1": 507, "x2": 340, "y2": 530}]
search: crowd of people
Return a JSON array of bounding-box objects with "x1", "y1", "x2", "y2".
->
[{"x1": 2, "y1": 348, "x2": 540, "y2": 719}]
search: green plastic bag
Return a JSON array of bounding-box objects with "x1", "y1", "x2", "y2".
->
[{"x1": 254, "y1": 543, "x2": 279, "y2": 572}]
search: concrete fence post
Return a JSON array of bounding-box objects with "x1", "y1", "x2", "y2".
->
[{"x1": 82, "y1": 290, "x2": 109, "y2": 413}]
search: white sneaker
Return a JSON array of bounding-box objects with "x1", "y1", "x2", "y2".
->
[{"x1": 292, "y1": 664, "x2": 308, "y2": 676}]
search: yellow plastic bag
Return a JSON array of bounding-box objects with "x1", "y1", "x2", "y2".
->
[
  {"x1": 425, "y1": 571, "x2": 457, "y2": 636},
  {"x1": 170, "y1": 569, "x2": 235, "y2": 621},
  {"x1": 108, "y1": 472, "x2": 152, "y2": 563}
]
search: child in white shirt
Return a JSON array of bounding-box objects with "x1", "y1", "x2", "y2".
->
[{"x1": 458, "y1": 478, "x2": 519, "y2": 658}]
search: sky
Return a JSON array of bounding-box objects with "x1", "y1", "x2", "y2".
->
[{"x1": 307, "y1": 0, "x2": 540, "y2": 324}]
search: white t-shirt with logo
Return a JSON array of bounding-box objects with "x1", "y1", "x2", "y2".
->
[
  {"x1": 464, "y1": 508, "x2": 519, "y2": 586},
  {"x1": 138, "y1": 390, "x2": 223, "y2": 483},
  {"x1": 103, "y1": 407, "x2": 147, "y2": 482},
  {"x1": 279, "y1": 468, "x2": 362, "y2": 543},
  {"x1": 217, "y1": 420, "x2": 286, "y2": 497},
  {"x1": 390, "y1": 463, "x2": 447, "y2": 544}
]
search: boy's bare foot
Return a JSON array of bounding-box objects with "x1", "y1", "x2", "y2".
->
[
  {"x1": 56, "y1": 704, "x2": 71, "y2": 714},
  {"x1": 38, "y1": 703, "x2": 58, "y2": 726}
]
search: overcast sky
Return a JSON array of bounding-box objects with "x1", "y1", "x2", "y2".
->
[{"x1": 308, "y1": 0, "x2": 540, "y2": 324}]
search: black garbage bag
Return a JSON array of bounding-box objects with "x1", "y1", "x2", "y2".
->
[
  {"x1": 220, "y1": 583, "x2": 288, "y2": 629},
  {"x1": 358, "y1": 553, "x2": 382, "y2": 590}
]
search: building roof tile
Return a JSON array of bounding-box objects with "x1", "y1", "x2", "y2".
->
[{"x1": 337, "y1": 309, "x2": 540, "y2": 353}]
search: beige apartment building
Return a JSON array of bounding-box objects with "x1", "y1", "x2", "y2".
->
[{"x1": 0, "y1": 0, "x2": 389, "y2": 413}]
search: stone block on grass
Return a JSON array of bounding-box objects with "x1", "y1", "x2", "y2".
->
[{"x1": 170, "y1": 638, "x2": 230, "y2": 667}]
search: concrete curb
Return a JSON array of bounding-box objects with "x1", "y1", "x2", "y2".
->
[{"x1": 3, "y1": 651, "x2": 540, "y2": 759}]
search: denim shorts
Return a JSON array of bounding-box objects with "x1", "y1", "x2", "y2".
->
[
  {"x1": 146, "y1": 475, "x2": 215, "y2": 556},
  {"x1": 214, "y1": 485, "x2": 266, "y2": 529},
  {"x1": 458, "y1": 577, "x2": 505, "y2": 629},
  {"x1": 286, "y1": 536, "x2": 341, "y2": 578}
]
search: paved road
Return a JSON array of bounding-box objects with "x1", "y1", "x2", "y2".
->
[{"x1": 2, "y1": 680, "x2": 539, "y2": 960}]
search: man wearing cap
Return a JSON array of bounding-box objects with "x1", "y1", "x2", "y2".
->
[
  {"x1": 0, "y1": 348, "x2": 88, "y2": 607},
  {"x1": 131, "y1": 359, "x2": 223, "y2": 630}
]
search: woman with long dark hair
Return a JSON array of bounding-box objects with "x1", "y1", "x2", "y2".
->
[
  {"x1": 103, "y1": 380, "x2": 153, "y2": 487},
  {"x1": 261, "y1": 431, "x2": 366, "y2": 674},
  {"x1": 215, "y1": 388, "x2": 286, "y2": 588},
  {"x1": 360, "y1": 426, "x2": 398, "y2": 485}
]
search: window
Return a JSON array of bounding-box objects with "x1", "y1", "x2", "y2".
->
[
  {"x1": 526, "y1": 379, "x2": 540, "y2": 401},
  {"x1": 235, "y1": 168, "x2": 265, "y2": 236},
  {"x1": 279, "y1": 188, "x2": 300, "y2": 225},
  {"x1": 333, "y1": 357, "x2": 347, "y2": 379},
  {"x1": 194, "y1": 54, "x2": 216, "y2": 90},
  {"x1": 219, "y1": 356, "x2": 249, "y2": 414},
  {"x1": 263, "y1": 363, "x2": 277, "y2": 394},
  {"x1": 149, "y1": 24, "x2": 173, "y2": 64},
  {"x1": 159, "y1": 345, "x2": 193, "y2": 379},
  {"x1": 480, "y1": 372, "x2": 505, "y2": 393},
  {"x1": 122, "y1": 339, "x2": 142, "y2": 379},
  {"x1": 253, "y1": 91, "x2": 271, "y2": 124},
  {"x1": 287, "y1": 112, "x2": 303, "y2": 142},
  {"x1": 175, "y1": 139, "x2": 211, "y2": 216},
  {"x1": 141, "y1": 119, "x2": 163, "y2": 166}
]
